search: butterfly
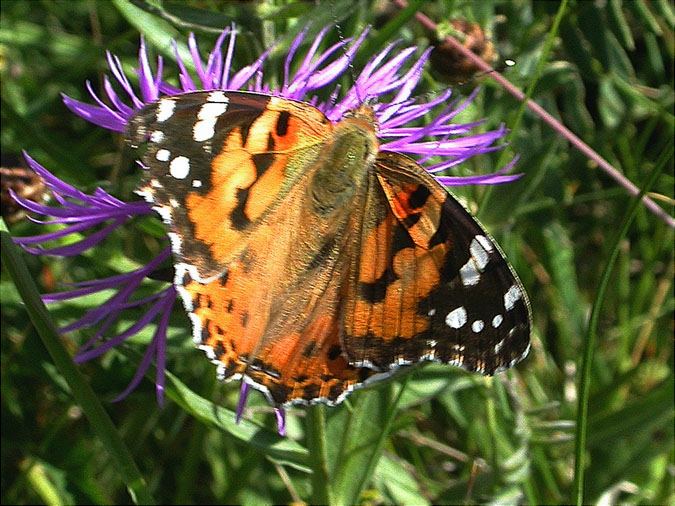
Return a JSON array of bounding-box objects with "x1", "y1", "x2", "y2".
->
[{"x1": 126, "y1": 90, "x2": 531, "y2": 407}]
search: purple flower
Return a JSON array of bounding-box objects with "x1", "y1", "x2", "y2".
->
[{"x1": 13, "y1": 26, "x2": 519, "y2": 437}]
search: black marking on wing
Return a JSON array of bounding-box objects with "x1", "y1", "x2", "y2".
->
[{"x1": 276, "y1": 111, "x2": 291, "y2": 136}]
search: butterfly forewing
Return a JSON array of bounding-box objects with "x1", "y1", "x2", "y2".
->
[
  {"x1": 127, "y1": 91, "x2": 332, "y2": 280},
  {"x1": 342, "y1": 151, "x2": 531, "y2": 374}
]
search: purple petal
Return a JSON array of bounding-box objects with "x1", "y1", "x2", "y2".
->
[
  {"x1": 62, "y1": 94, "x2": 126, "y2": 132},
  {"x1": 384, "y1": 129, "x2": 506, "y2": 156},
  {"x1": 229, "y1": 47, "x2": 271, "y2": 91},
  {"x1": 275, "y1": 408, "x2": 286, "y2": 437},
  {"x1": 187, "y1": 33, "x2": 207, "y2": 86},
  {"x1": 110, "y1": 337, "x2": 157, "y2": 403},
  {"x1": 12, "y1": 218, "x2": 109, "y2": 245},
  {"x1": 20, "y1": 218, "x2": 126, "y2": 257},
  {"x1": 22, "y1": 152, "x2": 90, "y2": 201},
  {"x1": 203, "y1": 30, "x2": 229, "y2": 88},
  {"x1": 74, "y1": 294, "x2": 167, "y2": 362},
  {"x1": 106, "y1": 51, "x2": 144, "y2": 108},
  {"x1": 387, "y1": 48, "x2": 432, "y2": 107},
  {"x1": 298, "y1": 25, "x2": 332, "y2": 76},
  {"x1": 61, "y1": 281, "x2": 139, "y2": 332},
  {"x1": 436, "y1": 173, "x2": 523, "y2": 186},
  {"x1": 101, "y1": 77, "x2": 134, "y2": 118},
  {"x1": 379, "y1": 91, "x2": 454, "y2": 130},
  {"x1": 136, "y1": 37, "x2": 160, "y2": 102},
  {"x1": 301, "y1": 28, "x2": 369, "y2": 95},
  {"x1": 77, "y1": 312, "x2": 119, "y2": 353},
  {"x1": 47, "y1": 248, "x2": 170, "y2": 298},
  {"x1": 236, "y1": 381, "x2": 250, "y2": 423},
  {"x1": 83, "y1": 80, "x2": 133, "y2": 128},
  {"x1": 153, "y1": 290, "x2": 174, "y2": 405},
  {"x1": 221, "y1": 26, "x2": 236, "y2": 89},
  {"x1": 283, "y1": 27, "x2": 309, "y2": 90},
  {"x1": 173, "y1": 39, "x2": 196, "y2": 92}
]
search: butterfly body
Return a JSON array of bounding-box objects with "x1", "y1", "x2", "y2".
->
[{"x1": 127, "y1": 91, "x2": 530, "y2": 406}]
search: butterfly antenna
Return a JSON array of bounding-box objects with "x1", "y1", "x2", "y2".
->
[{"x1": 332, "y1": 10, "x2": 367, "y2": 106}]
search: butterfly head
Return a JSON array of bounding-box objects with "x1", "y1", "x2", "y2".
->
[
  {"x1": 343, "y1": 103, "x2": 378, "y2": 128},
  {"x1": 333, "y1": 104, "x2": 380, "y2": 168}
]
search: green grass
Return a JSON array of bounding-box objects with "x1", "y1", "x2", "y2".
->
[{"x1": 1, "y1": 1, "x2": 673, "y2": 504}]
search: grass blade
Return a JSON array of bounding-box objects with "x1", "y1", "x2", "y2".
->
[
  {"x1": 0, "y1": 218, "x2": 156, "y2": 505},
  {"x1": 573, "y1": 143, "x2": 673, "y2": 505}
]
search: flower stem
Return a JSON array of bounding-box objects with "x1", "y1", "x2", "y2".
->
[
  {"x1": 395, "y1": 0, "x2": 675, "y2": 229},
  {"x1": 306, "y1": 404, "x2": 333, "y2": 505}
]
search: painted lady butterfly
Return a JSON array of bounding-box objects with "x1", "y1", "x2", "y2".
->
[{"x1": 127, "y1": 91, "x2": 531, "y2": 407}]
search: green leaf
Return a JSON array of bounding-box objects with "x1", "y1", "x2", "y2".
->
[
  {"x1": 164, "y1": 370, "x2": 309, "y2": 467},
  {"x1": 373, "y1": 455, "x2": 430, "y2": 506}
]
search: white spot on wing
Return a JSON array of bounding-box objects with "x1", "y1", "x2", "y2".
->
[
  {"x1": 169, "y1": 156, "x2": 190, "y2": 179},
  {"x1": 351, "y1": 359, "x2": 375, "y2": 369},
  {"x1": 167, "y1": 231, "x2": 182, "y2": 254},
  {"x1": 471, "y1": 320, "x2": 484, "y2": 333},
  {"x1": 153, "y1": 205, "x2": 172, "y2": 224},
  {"x1": 156, "y1": 99, "x2": 176, "y2": 122},
  {"x1": 193, "y1": 101, "x2": 229, "y2": 141},
  {"x1": 136, "y1": 189, "x2": 151, "y2": 201},
  {"x1": 427, "y1": 308, "x2": 436, "y2": 316},
  {"x1": 188, "y1": 313, "x2": 202, "y2": 340},
  {"x1": 421, "y1": 349, "x2": 436, "y2": 360},
  {"x1": 199, "y1": 101, "x2": 228, "y2": 118},
  {"x1": 460, "y1": 259, "x2": 480, "y2": 286},
  {"x1": 193, "y1": 121, "x2": 215, "y2": 142},
  {"x1": 492, "y1": 314, "x2": 504, "y2": 328},
  {"x1": 198, "y1": 344, "x2": 216, "y2": 360},
  {"x1": 192, "y1": 180, "x2": 202, "y2": 188},
  {"x1": 394, "y1": 357, "x2": 412, "y2": 366},
  {"x1": 156, "y1": 149, "x2": 170, "y2": 162},
  {"x1": 207, "y1": 91, "x2": 228, "y2": 102},
  {"x1": 446, "y1": 306, "x2": 467, "y2": 329},
  {"x1": 504, "y1": 285, "x2": 522, "y2": 311},
  {"x1": 521, "y1": 342, "x2": 531, "y2": 359},
  {"x1": 470, "y1": 236, "x2": 490, "y2": 270},
  {"x1": 475, "y1": 234, "x2": 493, "y2": 253},
  {"x1": 150, "y1": 130, "x2": 165, "y2": 143},
  {"x1": 427, "y1": 339, "x2": 437, "y2": 348}
]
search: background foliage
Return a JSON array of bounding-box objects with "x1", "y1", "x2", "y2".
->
[{"x1": 1, "y1": 0, "x2": 673, "y2": 504}]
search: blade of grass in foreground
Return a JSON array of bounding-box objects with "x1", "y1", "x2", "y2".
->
[
  {"x1": 0, "y1": 218, "x2": 156, "y2": 506},
  {"x1": 164, "y1": 369, "x2": 309, "y2": 467},
  {"x1": 573, "y1": 144, "x2": 672, "y2": 505},
  {"x1": 328, "y1": 377, "x2": 410, "y2": 506},
  {"x1": 306, "y1": 405, "x2": 333, "y2": 504}
]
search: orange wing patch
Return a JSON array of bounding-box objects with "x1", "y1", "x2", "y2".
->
[
  {"x1": 186, "y1": 102, "x2": 332, "y2": 269},
  {"x1": 343, "y1": 176, "x2": 445, "y2": 365},
  {"x1": 182, "y1": 217, "x2": 375, "y2": 405},
  {"x1": 242, "y1": 278, "x2": 374, "y2": 405}
]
